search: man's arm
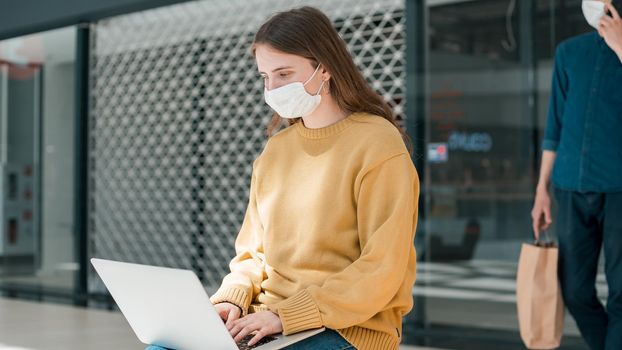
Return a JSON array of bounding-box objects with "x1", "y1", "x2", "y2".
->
[
  {"x1": 531, "y1": 39, "x2": 568, "y2": 240},
  {"x1": 532, "y1": 150, "x2": 557, "y2": 240}
]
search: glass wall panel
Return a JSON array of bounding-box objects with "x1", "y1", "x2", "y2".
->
[
  {"x1": 415, "y1": 0, "x2": 596, "y2": 346},
  {"x1": 0, "y1": 26, "x2": 77, "y2": 291}
]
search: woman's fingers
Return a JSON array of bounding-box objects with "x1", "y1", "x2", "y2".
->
[
  {"x1": 214, "y1": 303, "x2": 241, "y2": 325},
  {"x1": 229, "y1": 316, "x2": 256, "y2": 337},
  {"x1": 233, "y1": 324, "x2": 258, "y2": 343},
  {"x1": 228, "y1": 312, "x2": 282, "y2": 346},
  {"x1": 227, "y1": 316, "x2": 245, "y2": 334},
  {"x1": 225, "y1": 307, "x2": 240, "y2": 328},
  {"x1": 247, "y1": 330, "x2": 267, "y2": 347},
  {"x1": 216, "y1": 308, "x2": 228, "y2": 321}
]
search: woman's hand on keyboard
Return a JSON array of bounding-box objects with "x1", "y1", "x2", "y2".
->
[
  {"x1": 228, "y1": 311, "x2": 283, "y2": 347},
  {"x1": 214, "y1": 302, "x2": 242, "y2": 329}
]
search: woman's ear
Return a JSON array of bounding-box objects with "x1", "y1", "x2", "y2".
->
[{"x1": 321, "y1": 65, "x2": 331, "y2": 82}]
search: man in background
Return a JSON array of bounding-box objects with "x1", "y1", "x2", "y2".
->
[{"x1": 531, "y1": 1, "x2": 622, "y2": 349}]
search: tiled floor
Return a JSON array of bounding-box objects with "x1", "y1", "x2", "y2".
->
[
  {"x1": 0, "y1": 297, "x2": 142, "y2": 349},
  {"x1": 0, "y1": 259, "x2": 594, "y2": 349},
  {"x1": 414, "y1": 260, "x2": 589, "y2": 336},
  {"x1": 0, "y1": 297, "x2": 445, "y2": 350}
]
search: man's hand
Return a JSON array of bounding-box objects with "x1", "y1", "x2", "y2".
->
[
  {"x1": 531, "y1": 186, "x2": 553, "y2": 240},
  {"x1": 228, "y1": 311, "x2": 283, "y2": 346},
  {"x1": 214, "y1": 302, "x2": 241, "y2": 328},
  {"x1": 600, "y1": 2, "x2": 622, "y2": 60}
]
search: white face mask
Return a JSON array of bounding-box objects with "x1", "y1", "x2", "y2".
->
[
  {"x1": 264, "y1": 64, "x2": 326, "y2": 119},
  {"x1": 582, "y1": 1, "x2": 606, "y2": 29}
]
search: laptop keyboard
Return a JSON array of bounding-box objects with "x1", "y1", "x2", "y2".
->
[{"x1": 237, "y1": 334, "x2": 278, "y2": 350}]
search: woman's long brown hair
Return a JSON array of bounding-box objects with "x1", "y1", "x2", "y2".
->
[{"x1": 251, "y1": 6, "x2": 412, "y2": 153}]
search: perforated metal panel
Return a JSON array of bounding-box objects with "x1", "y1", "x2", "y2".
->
[{"x1": 88, "y1": 0, "x2": 405, "y2": 293}]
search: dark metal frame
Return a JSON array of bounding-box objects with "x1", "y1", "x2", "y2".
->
[
  {"x1": 36, "y1": 66, "x2": 45, "y2": 277},
  {"x1": 0, "y1": 0, "x2": 190, "y2": 41},
  {"x1": 73, "y1": 23, "x2": 91, "y2": 307},
  {"x1": 404, "y1": 0, "x2": 428, "y2": 335}
]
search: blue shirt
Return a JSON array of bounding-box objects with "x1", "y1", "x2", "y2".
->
[{"x1": 543, "y1": 32, "x2": 622, "y2": 192}]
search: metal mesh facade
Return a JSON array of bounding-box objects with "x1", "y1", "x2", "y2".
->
[{"x1": 88, "y1": 0, "x2": 406, "y2": 292}]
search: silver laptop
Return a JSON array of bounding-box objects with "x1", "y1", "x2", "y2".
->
[{"x1": 91, "y1": 258, "x2": 324, "y2": 350}]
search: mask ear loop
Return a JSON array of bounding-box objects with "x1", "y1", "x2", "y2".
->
[
  {"x1": 314, "y1": 79, "x2": 326, "y2": 96},
  {"x1": 302, "y1": 64, "x2": 322, "y2": 86}
]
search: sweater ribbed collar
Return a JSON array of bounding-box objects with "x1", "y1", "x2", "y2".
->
[{"x1": 295, "y1": 113, "x2": 358, "y2": 139}]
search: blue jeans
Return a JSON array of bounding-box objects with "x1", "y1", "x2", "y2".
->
[
  {"x1": 555, "y1": 188, "x2": 622, "y2": 350},
  {"x1": 144, "y1": 329, "x2": 354, "y2": 350}
]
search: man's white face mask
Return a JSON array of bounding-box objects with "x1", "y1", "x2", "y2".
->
[{"x1": 582, "y1": 0, "x2": 607, "y2": 29}]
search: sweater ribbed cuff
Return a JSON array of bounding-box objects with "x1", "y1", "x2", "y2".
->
[
  {"x1": 338, "y1": 326, "x2": 400, "y2": 350},
  {"x1": 270, "y1": 289, "x2": 323, "y2": 335},
  {"x1": 210, "y1": 286, "x2": 251, "y2": 316}
]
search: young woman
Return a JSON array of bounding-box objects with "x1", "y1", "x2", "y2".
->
[{"x1": 148, "y1": 6, "x2": 418, "y2": 350}]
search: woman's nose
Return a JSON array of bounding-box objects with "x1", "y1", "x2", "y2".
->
[
  {"x1": 266, "y1": 80, "x2": 277, "y2": 91},
  {"x1": 265, "y1": 79, "x2": 286, "y2": 91}
]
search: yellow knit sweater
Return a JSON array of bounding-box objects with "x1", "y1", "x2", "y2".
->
[{"x1": 210, "y1": 112, "x2": 419, "y2": 350}]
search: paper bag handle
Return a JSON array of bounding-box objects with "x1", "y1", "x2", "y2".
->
[{"x1": 534, "y1": 230, "x2": 556, "y2": 248}]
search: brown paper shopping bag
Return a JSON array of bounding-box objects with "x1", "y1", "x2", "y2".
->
[{"x1": 516, "y1": 241, "x2": 564, "y2": 349}]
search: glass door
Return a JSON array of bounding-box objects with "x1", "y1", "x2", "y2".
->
[
  {"x1": 0, "y1": 27, "x2": 77, "y2": 291},
  {"x1": 414, "y1": 0, "x2": 593, "y2": 346},
  {"x1": 0, "y1": 60, "x2": 42, "y2": 278}
]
